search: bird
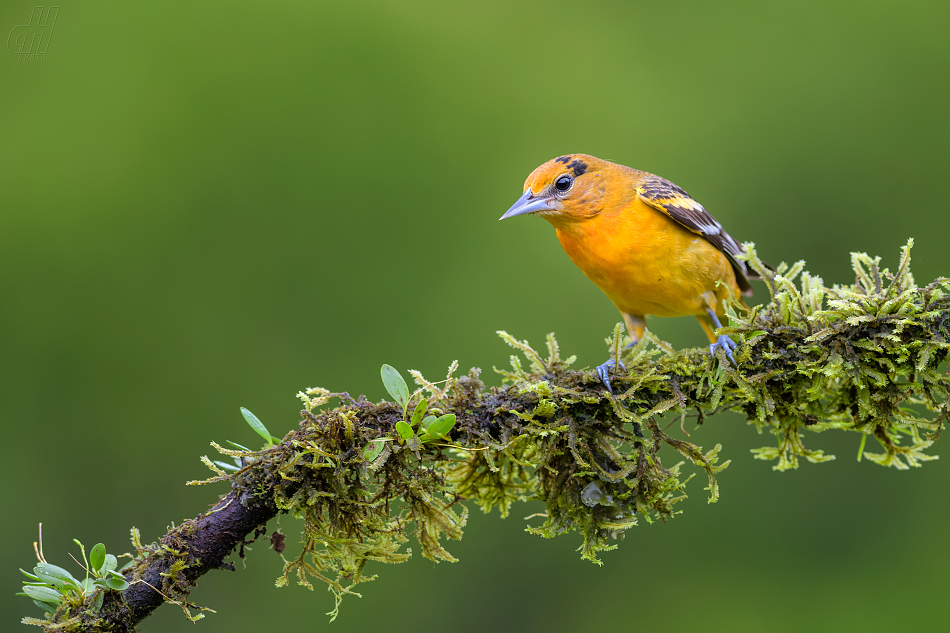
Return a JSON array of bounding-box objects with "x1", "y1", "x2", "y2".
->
[{"x1": 499, "y1": 154, "x2": 764, "y2": 393}]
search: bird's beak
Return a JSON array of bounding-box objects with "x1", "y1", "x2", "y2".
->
[{"x1": 498, "y1": 189, "x2": 552, "y2": 220}]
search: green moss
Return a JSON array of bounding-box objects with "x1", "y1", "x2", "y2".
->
[{"x1": 182, "y1": 240, "x2": 950, "y2": 616}]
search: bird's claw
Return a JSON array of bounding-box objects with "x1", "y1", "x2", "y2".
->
[
  {"x1": 709, "y1": 334, "x2": 738, "y2": 366},
  {"x1": 596, "y1": 358, "x2": 626, "y2": 394}
]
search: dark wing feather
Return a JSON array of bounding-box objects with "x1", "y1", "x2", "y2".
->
[{"x1": 636, "y1": 175, "x2": 757, "y2": 295}]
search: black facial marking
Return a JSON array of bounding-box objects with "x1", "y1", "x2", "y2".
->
[
  {"x1": 568, "y1": 159, "x2": 588, "y2": 177},
  {"x1": 554, "y1": 155, "x2": 571, "y2": 164}
]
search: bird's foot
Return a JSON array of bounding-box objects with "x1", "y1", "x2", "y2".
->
[
  {"x1": 596, "y1": 357, "x2": 626, "y2": 394},
  {"x1": 708, "y1": 334, "x2": 738, "y2": 365}
]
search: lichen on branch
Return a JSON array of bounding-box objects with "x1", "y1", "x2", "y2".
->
[{"x1": 24, "y1": 240, "x2": 950, "y2": 631}]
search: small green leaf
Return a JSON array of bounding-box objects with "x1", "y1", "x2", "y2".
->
[
  {"x1": 225, "y1": 440, "x2": 253, "y2": 452},
  {"x1": 20, "y1": 569, "x2": 40, "y2": 581},
  {"x1": 747, "y1": 330, "x2": 767, "y2": 338},
  {"x1": 410, "y1": 398, "x2": 428, "y2": 427},
  {"x1": 240, "y1": 407, "x2": 277, "y2": 448},
  {"x1": 362, "y1": 439, "x2": 386, "y2": 461},
  {"x1": 23, "y1": 585, "x2": 63, "y2": 603},
  {"x1": 105, "y1": 576, "x2": 130, "y2": 591},
  {"x1": 420, "y1": 415, "x2": 437, "y2": 429},
  {"x1": 34, "y1": 563, "x2": 75, "y2": 580},
  {"x1": 101, "y1": 554, "x2": 117, "y2": 575},
  {"x1": 91, "y1": 590, "x2": 105, "y2": 612},
  {"x1": 395, "y1": 421, "x2": 413, "y2": 442},
  {"x1": 34, "y1": 563, "x2": 78, "y2": 589},
  {"x1": 434, "y1": 413, "x2": 457, "y2": 434},
  {"x1": 422, "y1": 414, "x2": 456, "y2": 441},
  {"x1": 89, "y1": 543, "x2": 106, "y2": 574},
  {"x1": 381, "y1": 364, "x2": 410, "y2": 407},
  {"x1": 34, "y1": 599, "x2": 60, "y2": 614},
  {"x1": 213, "y1": 460, "x2": 241, "y2": 472}
]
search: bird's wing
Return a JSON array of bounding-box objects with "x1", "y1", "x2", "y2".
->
[{"x1": 636, "y1": 174, "x2": 756, "y2": 294}]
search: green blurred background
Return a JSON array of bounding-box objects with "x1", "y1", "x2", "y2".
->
[{"x1": 3, "y1": 1, "x2": 949, "y2": 631}]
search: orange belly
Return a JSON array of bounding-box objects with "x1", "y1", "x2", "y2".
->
[{"x1": 554, "y1": 199, "x2": 739, "y2": 318}]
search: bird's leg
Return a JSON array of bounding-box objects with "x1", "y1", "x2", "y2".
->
[
  {"x1": 596, "y1": 314, "x2": 646, "y2": 394},
  {"x1": 706, "y1": 308, "x2": 738, "y2": 365},
  {"x1": 595, "y1": 340, "x2": 637, "y2": 395}
]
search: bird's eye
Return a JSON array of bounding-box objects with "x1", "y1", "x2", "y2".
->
[{"x1": 554, "y1": 174, "x2": 573, "y2": 193}]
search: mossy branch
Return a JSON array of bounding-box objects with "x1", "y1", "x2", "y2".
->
[{"x1": 24, "y1": 240, "x2": 950, "y2": 631}]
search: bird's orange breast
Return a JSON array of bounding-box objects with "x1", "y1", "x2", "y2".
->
[{"x1": 553, "y1": 198, "x2": 739, "y2": 318}]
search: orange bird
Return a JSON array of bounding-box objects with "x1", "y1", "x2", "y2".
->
[{"x1": 500, "y1": 154, "x2": 764, "y2": 392}]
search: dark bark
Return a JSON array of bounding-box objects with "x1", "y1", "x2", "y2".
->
[{"x1": 101, "y1": 471, "x2": 280, "y2": 632}]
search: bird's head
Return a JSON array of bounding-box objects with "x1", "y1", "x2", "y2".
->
[{"x1": 499, "y1": 154, "x2": 615, "y2": 225}]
